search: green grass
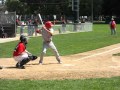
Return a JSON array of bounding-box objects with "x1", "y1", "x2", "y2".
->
[
  {"x1": 1, "y1": 24, "x2": 120, "y2": 58},
  {"x1": 1, "y1": 24, "x2": 120, "y2": 90},
  {"x1": 1, "y1": 77, "x2": 120, "y2": 90}
]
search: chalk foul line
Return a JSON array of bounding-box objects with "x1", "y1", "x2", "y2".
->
[{"x1": 75, "y1": 47, "x2": 120, "y2": 61}]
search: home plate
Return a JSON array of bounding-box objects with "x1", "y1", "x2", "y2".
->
[{"x1": 62, "y1": 64, "x2": 75, "y2": 67}]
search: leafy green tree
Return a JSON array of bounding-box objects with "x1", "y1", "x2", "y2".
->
[
  {"x1": 6, "y1": 0, "x2": 120, "y2": 20},
  {"x1": 102, "y1": 0, "x2": 120, "y2": 16},
  {"x1": 5, "y1": 0, "x2": 28, "y2": 15}
]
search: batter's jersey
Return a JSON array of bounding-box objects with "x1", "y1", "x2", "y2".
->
[
  {"x1": 13, "y1": 42, "x2": 26, "y2": 56},
  {"x1": 41, "y1": 28, "x2": 54, "y2": 42}
]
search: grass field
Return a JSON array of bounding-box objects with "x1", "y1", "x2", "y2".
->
[
  {"x1": 1, "y1": 24, "x2": 120, "y2": 58},
  {"x1": 0, "y1": 77, "x2": 120, "y2": 90},
  {"x1": 1, "y1": 24, "x2": 120, "y2": 90}
]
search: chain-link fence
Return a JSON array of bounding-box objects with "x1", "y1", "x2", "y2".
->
[
  {"x1": 52, "y1": 22, "x2": 93, "y2": 34},
  {"x1": 0, "y1": 12, "x2": 16, "y2": 38}
]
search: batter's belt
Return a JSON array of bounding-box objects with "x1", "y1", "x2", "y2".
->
[{"x1": 44, "y1": 40, "x2": 51, "y2": 43}]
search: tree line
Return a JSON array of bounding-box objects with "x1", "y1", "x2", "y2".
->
[{"x1": 4, "y1": 0, "x2": 120, "y2": 20}]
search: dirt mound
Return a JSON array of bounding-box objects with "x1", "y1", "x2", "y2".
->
[{"x1": 1, "y1": 44, "x2": 120, "y2": 80}]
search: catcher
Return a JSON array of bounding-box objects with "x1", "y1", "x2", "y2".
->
[
  {"x1": 13, "y1": 35, "x2": 37, "y2": 69},
  {"x1": 36, "y1": 21, "x2": 62, "y2": 64}
]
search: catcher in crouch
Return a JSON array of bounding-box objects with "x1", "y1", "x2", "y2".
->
[
  {"x1": 13, "y1": 35, "x2": 37, "y2": 69},
  {"x1": 36, "y1": 21, "x2": 62, "y2": 64}
]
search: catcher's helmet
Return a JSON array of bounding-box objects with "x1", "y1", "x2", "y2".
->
[
  {"x1": 20, "y1": 35, "x2": 28, "y2": 44},
  {"x1": 45, "y1": 21, "x2": 53, "y2": 29}
]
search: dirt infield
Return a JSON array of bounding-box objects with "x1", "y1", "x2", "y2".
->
[{"x1": 1, "y1": 43, "x2": 120, "y2": 80}]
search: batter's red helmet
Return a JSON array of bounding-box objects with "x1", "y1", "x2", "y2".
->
[{"x1": 45, "y1": 21, "x2": 53, "y2": 29}]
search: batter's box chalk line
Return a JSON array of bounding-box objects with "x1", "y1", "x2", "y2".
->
[{"x1": 75, "y1": 47, "x2": 120, "y2": 61}]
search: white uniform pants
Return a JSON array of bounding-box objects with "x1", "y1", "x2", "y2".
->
[
  {"x1": 40, "y1": 41, "x2": 60, "y2": 63},
  {"x1": 13, "y1": 53, "x2": 28, "y2": 62}
]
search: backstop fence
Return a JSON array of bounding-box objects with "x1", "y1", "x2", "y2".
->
[{"x1": 0, "y1": 12, "x2": 16, "y2": 38}]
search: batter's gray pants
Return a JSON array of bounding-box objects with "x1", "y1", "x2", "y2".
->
[{"x1": 39, "y1": 41, "x2": 61, "y2": 63}]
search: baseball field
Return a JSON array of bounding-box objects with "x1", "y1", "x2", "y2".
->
[{"x1": 1, "y1": 24, "x2": 120, "y2": 89}]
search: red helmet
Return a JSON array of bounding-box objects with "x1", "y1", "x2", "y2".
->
[{"x1": 45, "y1": 21, "x2": 53, "y2": 29}]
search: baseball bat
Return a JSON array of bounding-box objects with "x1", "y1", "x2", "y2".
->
[{"x1": 38, "y1": 13, "x2": 44, "y2": 26}]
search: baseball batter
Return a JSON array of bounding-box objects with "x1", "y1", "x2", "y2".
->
[{"x1": 36, "y1": 21, "x2": 62, "y2": 64}]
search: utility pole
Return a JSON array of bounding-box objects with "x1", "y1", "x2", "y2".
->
[
  {"x1": 91, "y1": 0, "x2": 93, "y2": 23},
  {"x1": 72, "y1": 0, "x2": 79, "y2": 31}
]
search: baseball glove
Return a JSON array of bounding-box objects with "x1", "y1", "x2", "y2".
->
[{"x1": 29, "y1": 55, "x2": 38, "y2": 61}]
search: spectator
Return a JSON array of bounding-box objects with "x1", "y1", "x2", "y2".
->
[
  {"x1": 33, "y1": 18, "x2": 39, "y2": 36},
  {"x1": 27, "y1": 19, "x2": 34, "y2": 36},
  {"x1": 61, "y1": 15, "x2": 66, "y2": 33},
  {"x1": 20, "y1": 21, "x2": 25, "y2": 35},
  {"x1": 16, "y1": 19, "x2": 21, "y2": 33},
  {"x1": 109, "y1": 18, "x2": 116, "y2": 35}
]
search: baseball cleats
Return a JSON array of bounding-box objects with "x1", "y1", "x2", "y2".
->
[
  {"x1": 16, "y1": 65, "x2": 25, "y2": 69},
  {"x1": 16, "y1": 63, "x2": 25, "y2": 69},
  {"x1": 39, "y1": 60, "x2": 43, "y2": 65},
  {"x1": 58, "y1": 60, "x2": 62, "y2": 64},
  {"x1": 39, "y1": 61, "x2": 43, "y2": 65},
  {"x1": 0, "y1": 66, "x2": 3, "y2": 69},
  {"x1": 39, "y1": 63, "x2": 43, "y2": 65},
  {"x1": 58, "y1": 61, "x2": 62, "y2": 64}
]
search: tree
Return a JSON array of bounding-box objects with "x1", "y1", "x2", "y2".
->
[
  {"x1": 102, "y1": 0, "x2": 120, "y2": 16},
  {"x1": 6, "y1": 0, "x2": 120, "y2": 21},
  {"x1": 5, "y1": 0, "x2": 28, "y2": 15}
]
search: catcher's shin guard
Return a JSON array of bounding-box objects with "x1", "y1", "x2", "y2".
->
[{"x1": 20, "y1": 58, "x2": 30, "y2": 66}]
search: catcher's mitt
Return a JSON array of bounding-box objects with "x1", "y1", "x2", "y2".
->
[{"x1": 29, "y1": 55, "x2": 38, "y2": 61}]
